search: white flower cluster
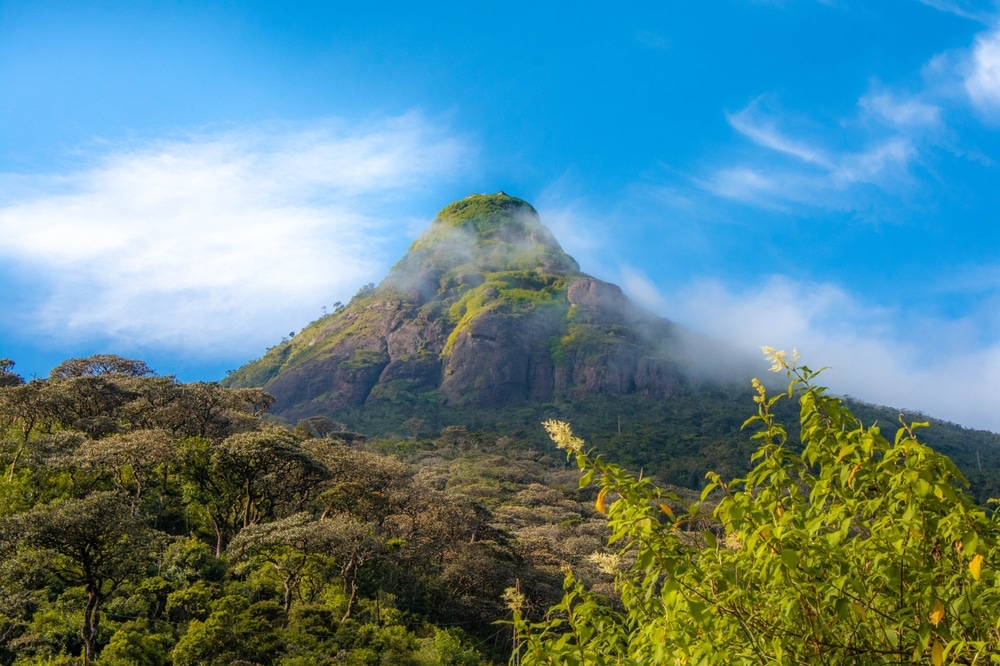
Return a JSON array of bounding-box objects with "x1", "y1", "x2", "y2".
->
[
  {"x1": 502, "y1": 586, "x2": 525, "y2": 613},
  {"x1": 761, "y1": 346, "x2": 799, "y2": 373},
  {"x1": 542, "y1": 419, "x2": 585, "y2": 453},
  {"x1": 588, "y1": 551, "x2": 622, "y2": 575}
]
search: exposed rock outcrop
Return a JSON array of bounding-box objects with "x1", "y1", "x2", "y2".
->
[{"x1": 224, "y1": 193, "x2": 710, "y2": 419}]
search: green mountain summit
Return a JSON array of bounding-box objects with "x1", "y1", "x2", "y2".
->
[{"x1": 224, "y1": 193, "x2": 716, "y2": 421}]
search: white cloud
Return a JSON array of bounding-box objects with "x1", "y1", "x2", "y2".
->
[
  {"x1": 636, "y1": 30, "x2": 669, "y2": 50},
  {"x1": 534, "y1": 183, "x2": 618, "y2": 279},
  {"x1": 701, "y1": 95, "x2": 921, "y2": 210},
  {"x1": 699, "y1": 133, "x2": 915, "y2": 210},
  {"x1": 632, "y1": 274, "x2": 1000, "y2": 433},
  {"x1": 833, "y1": 137, "x2": 914, "y2": 186},
  {"x1": 699, "y1": 16, "x2": 1000, "y2": 214},
  {"x1": 965, "y1": 28, "x2": 1000, "y2": 115},
  {"x1": 0, "y1": 113, "x2": 472, "y2": 358},
  {"x1": 727, "y1": 101, "x2": 832, "y2": 168},
  {"x1": 918, "y1": 0, "x2": 996, "y2": 23},
  {"x1": 697, "y1": 167, "x2": 792, "y2": 208},
  {"x1": 859, "y1": 91, "x2": 941, "y2": 127},
  {"x1": 619, "y1": 266, "x2": 670, "y2": 313}
]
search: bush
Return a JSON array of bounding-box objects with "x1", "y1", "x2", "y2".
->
[{"x1": 512, "y1": 349, "x2": 1000, "y2": 665}]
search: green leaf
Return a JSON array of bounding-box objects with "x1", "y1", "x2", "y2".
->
[{"x1": 781, "y1": 547, "x2": 799, "y2": 569}]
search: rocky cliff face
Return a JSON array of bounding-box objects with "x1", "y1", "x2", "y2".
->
[{"x1": 224, "y1": 193, "x2": 698, "y2": 420}]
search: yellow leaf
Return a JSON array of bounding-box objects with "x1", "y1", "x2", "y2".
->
[
  {"x1": 847, "y1": 464, "x2": 861, "y2": 489},
  {"x1": 595, "y1": 487, "x2": 608, "y2": 514},
  {"x1": 659, "y1": 502, "x2": 674, "y2": 519},
  {"x1": 931, "y1": 640, "x2": 943, "y2": 666},
  {"x1": 929, "y1": 600, "x2": 945, "y2": 627},
  {"x1": 970, "y1": 553, "x2": 984, "y2": 581},
  {"x1": 851, "y1": 602, "x2": 865, "y2": 618}
]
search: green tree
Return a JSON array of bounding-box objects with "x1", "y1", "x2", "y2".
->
[
  {"x1": 228, "y1": 513, "x2": 341, "y2": 612},
  {"x1": 513, "y1": 350, "x2": 1000, "y2": 665},
  {"x1": 179, "y1": 426, "x2": 328, "y2": 554},
  {"x1": 98, "y1": 621, "x2": 173, "y2": 666},
  {"x1": 3, "y1": 491, "x2": 166, "y2": 664},
  {"x1": 68, "y1": 429, "x2": 177, "y2": 513},
  {"x1": 0, "y1": 380, "x2": 48, "y2": 482},
  {"x1": 0, "y1": 359, "x2": 23, "y2": 388},
  {"x1": 49, "y1": 355, "x2": 154, "y2": 379},
  {"x1": 170, "y1": 596, "x2": 285, "y2": 666}
]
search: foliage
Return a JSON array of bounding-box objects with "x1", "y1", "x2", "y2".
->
[
  {"x1": 8, "y1": 350, "x2": 1000, "y2": 665},
  {"x1": 4, "y1": 353, "x2": 600, "y2": 664},
  {"x1": 434, "y1": 193, "x2": 538, "y2": 234},
  {"x1": 4, "y1": 491, "x2": 166, "y2": 663},
  {"x1": 221, "y1": 192, "x2": 1000, "y2": 509},
  {"x1": 512, "y1": 350, "x2": 1000, "y2": 664},
  {"x1": 413, "y1": 193, "x2": 578, "y2": 271},
  {"x1": 0, "y1": 360, "x2": 23, "y2": 388},
  {"x1": 442, "y1": 273, "x2": 569, "y2": 357},
  {"x1": 48, "y1": 356, "x2": 153, "y2": 379}
]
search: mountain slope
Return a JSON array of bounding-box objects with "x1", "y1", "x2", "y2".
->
[
  {"x1": 225, "y1": 193, "x2": 746, "y2": 421},
  {"x1": 224, "y1": 194, "x2": 1000, "y2": 500}
]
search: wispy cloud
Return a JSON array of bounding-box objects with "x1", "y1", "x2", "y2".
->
[
  {"x1": 965, "y1": 28, "x2": 1000, "y2": 117},
  {"x1": 859, "y1": 91, "x2": 941, "y2": 128},
  {"x1": 918, "y1": 0, "x2": 997, "y2": 23},
  {"x1": 0, "y1": 113, "x2": 472, "y2": 359},
  {"x1": 693, "y1": 14, "x2": 1000, "y2": 214},
  {"x1": 636, "y1": 30, "x2": 669, "y2": 50},
  {"x1": 726, "y1": 100, "x2": 832, "y2": 168},
  {"x1": 700, "y1": 96, "x2": 919, "y2": 210},
  {"x1": 619, "y1": 266, "x2": 670, "y2": 313},
  {"x1": 622, "y1": 273, "x2": 1000, "y2": 433},
  {"x1": 534, "y1": 180, "x2": 619, "y2": 279}
]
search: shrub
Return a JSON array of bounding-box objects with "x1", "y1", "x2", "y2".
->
[{"x1": 512, "y1": 349, "x2": 1000, "y2": 665}]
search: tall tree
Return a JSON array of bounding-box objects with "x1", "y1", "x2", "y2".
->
[
  {"x1": 0, "y1": 359, "x2": 23, "y2": 388},
  {"x1": 228, "y1": 513, "x2": 340, "y2": 612},
  {"x1": 180, "y1": 426, "x2": 328, "y2": 554},
  {"x1": 3, "y1": 491, "x2": 166, "y2": 664},
  {"x1": 49, "y1": 355, "x2": 154, "y2": 379},
  {"x1": 0, "y1": 381, "x2": 48, "y2": 481}
]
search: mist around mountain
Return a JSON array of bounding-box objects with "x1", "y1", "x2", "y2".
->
[
  {"x1": 225, "y1": 193, "x2": 1000, "y2": 499},
  {"x1": 225, "y1": 193, "x2": 758, "y2": 410}
]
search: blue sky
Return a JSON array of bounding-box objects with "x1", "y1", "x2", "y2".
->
[{"x1": 1, "y1": 0, "x2": 999, "y2": 431}]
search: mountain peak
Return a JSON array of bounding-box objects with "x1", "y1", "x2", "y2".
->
[
  {"x1": 433, "y1": 192, "x2": 539, "y2": 237},
  {"x1": 225, "y1": 194, "x2": 697, "y2": 416},
  {"x1": 388, "y1": 194, "x2": 579, "y2": 298}
]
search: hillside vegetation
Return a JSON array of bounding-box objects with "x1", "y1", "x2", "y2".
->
[
  {"x1": 514, "y1": 351, "x2": 1000, "y2": 664},
  {"x1": 0, "y1": 355, "x2": 634, "y2": 665},
  {"x1": 222, "y1": 193, "x2": 712, "y2": 419},
  {"x1": 2, "y1": 351, "x2": 999, "y2": 664}
]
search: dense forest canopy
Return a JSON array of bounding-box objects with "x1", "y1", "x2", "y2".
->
[
  {"x1": 0, "y1": 355, "x2": 614, "y2": 665},
  {"x1": 2, "y1": 352, "x2": 1000, "y2": 665}
]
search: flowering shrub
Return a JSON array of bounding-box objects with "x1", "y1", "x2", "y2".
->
[{"x1": 511, "y1": 350, "x2": 1000, "y2": 665}]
